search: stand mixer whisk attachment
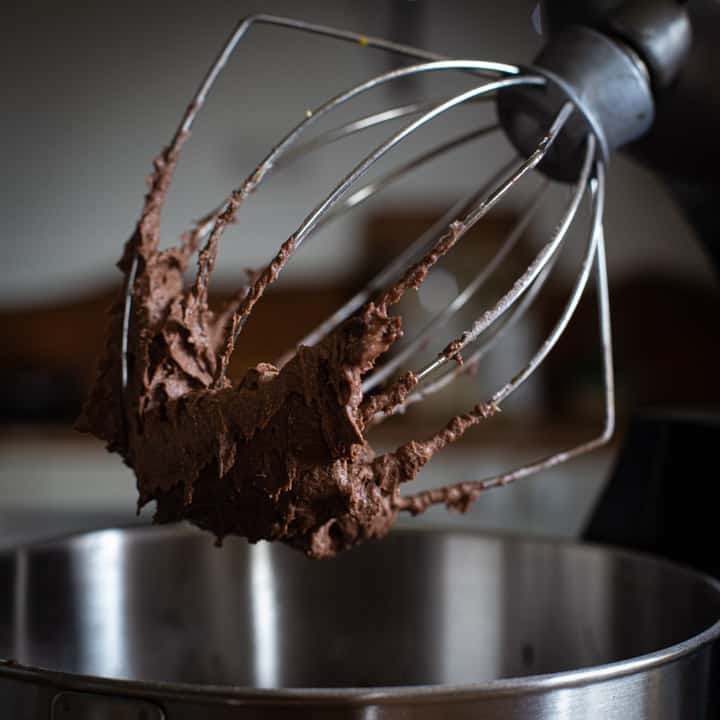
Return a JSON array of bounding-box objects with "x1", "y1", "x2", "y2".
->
[{"x1": 82, "y1": 4, "x2": 691, "y2": 555}]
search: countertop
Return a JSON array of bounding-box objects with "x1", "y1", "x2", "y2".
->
[{"x1": 0, "y1": 422, "x2": 617, "y2": 548}]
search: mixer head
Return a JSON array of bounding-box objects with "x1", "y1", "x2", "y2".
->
[{"x1": 87, "y1": 6, "x2": 690, "y2": 550}]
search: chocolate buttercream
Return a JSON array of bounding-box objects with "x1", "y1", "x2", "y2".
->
[{"x1": 78, "y1": 141, "x2": 497, "y2": 558}]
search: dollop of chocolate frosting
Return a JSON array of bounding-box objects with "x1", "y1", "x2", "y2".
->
[{"x1": 78, "y1": 140, "x2": 496, "y2": 558}]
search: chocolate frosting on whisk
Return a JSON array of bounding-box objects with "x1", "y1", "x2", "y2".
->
[{"x1": 77, "y1": 143, "x2": 497, "y2": 557}]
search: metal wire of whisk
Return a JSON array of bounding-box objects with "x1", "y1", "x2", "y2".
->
[{"x1": 120, "y1": 7, "x2": 690, "y2": 510}]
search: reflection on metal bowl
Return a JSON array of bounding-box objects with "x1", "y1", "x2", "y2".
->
[{"x1": 1, "y1": 525, "x2": 718, "y2": 718}]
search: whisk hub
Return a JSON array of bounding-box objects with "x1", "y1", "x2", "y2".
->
[{"x1": 498, "y1": 26, "x2": 654, "y2": 181}]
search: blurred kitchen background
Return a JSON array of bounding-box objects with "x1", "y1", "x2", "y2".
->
[{"x1": 1, "y1": 0, "x2": 719, "y2": 548}]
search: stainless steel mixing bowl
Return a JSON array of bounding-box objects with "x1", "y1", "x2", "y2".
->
[{"x1": 1, "y1": 525, "x2": 718, "y2": 718}]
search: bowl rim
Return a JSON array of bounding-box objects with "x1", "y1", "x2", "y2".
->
[{"x1": 1, "y1": 523, "x2": 719, "y2": 704}]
